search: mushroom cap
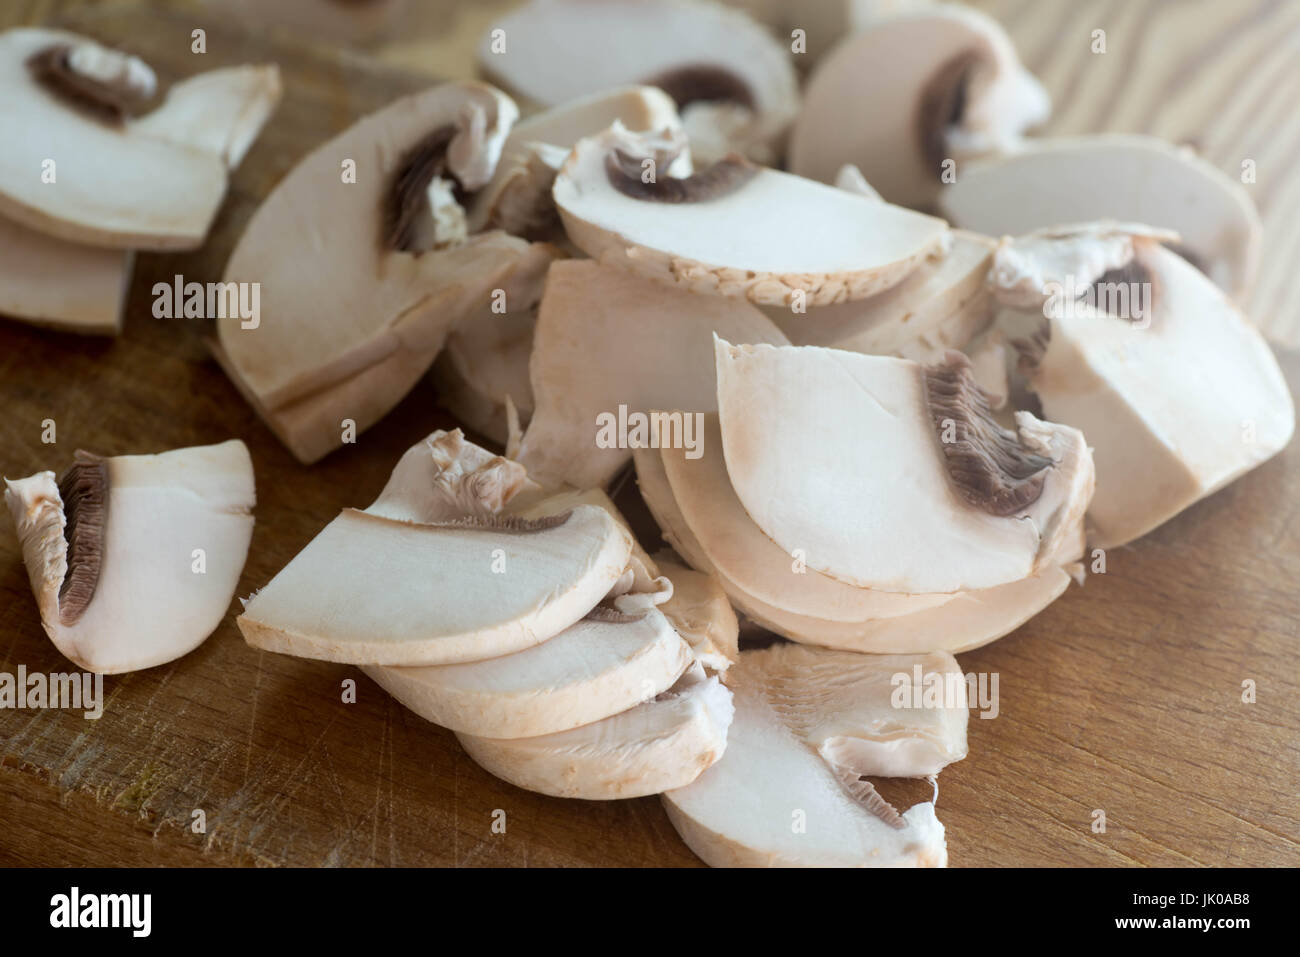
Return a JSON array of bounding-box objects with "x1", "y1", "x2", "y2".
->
[
  {"x1": 940, "y1": 134, "x2": 1263, "y2": 299},
  {"x1": 1008, "y1": 232, "x2": 1294, "y2": 546},
  {"x1": 0, "y1": 214, "x2": 131, "y2": 333},
  {"x1": 362, "y1": 605, "x2": 693, "y2": 738},
  {"x1": 237, "y1": 504, "x2": 633, "y2": 666},
  {"x1": 516, "y1": 259, "x2": 789, "y2": 489},
  {"x1": 478, "y1": 0, "x2": 797, "y2": 156},
  {"x1": 0, "y1": 28, "x2": 279, "y2": 249},
  {"x1": 554, "y1": 124, "x2": 949, "y2": 306},
  {"x1": 713, "y1": 338, "x2": 1094, "y2": 592},
  {"x1": 661, "y1": 644, "x2": 954, "y2": 867},
  {"x1": 789, "y1": 4, "x2": 1047, "y2": 208},
  {"x1": 215, "y1": 81, "x2": 540, "y2": 462},
  {"x1": 457, "y1": 667, "x2": 733, "y2": 800},
  {"x1": 4, "y1": 440, "x2": 255, "y2": 674}
]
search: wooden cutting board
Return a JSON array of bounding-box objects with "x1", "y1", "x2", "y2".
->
[{"x1": 1, "y1": 3, "x2": 1297, "y2": 867}]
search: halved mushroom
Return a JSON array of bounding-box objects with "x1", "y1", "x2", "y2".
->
[
  {"x1": 789, "y1": 4, "x2": 1048, "y2": 209},
  {"x1": 0, "y1": 28, "x2": 280, "y2": 249},
  {"x1": 362, "y1": 604, "x2": 692, "y2": 738},
  {"x1": 479, "y1": 0, "x2": 797, "y2": 163},
  {"x1": 457, "y1": 663, "x2": 733, "y2": 799},
  {"x1": 653, "y1": 553, "x2": 738, "y2": 673},
  {"x1": 467, "y1": 85, "x2": 684, "y2": 238},
  {"x1": 554, "y1": 124, "x2": 949, "y2": 307},
  {"x1": 714, "y1": 338, "x2": 1093, "y2": 593},
  {"x1": 213, "y1": 82, "x2": 552, "y2": 463},
  {"x1": 661, "y1": 644, "x2": 964, "y2": 867},
  {"x1": 940, "y1": 134, "x2": 1263, "y2": 299},
  {"x1": 767, "y1": 230, "x2": 995, "y2": 360},
  {"x1": 990, "y1": 224, "x2": 1294, "y2": 547},
  {"x1": 237, "y1": 430, "x2": 633, "y2": 665},
  {"x1": 0, "y1": 214, "x2": 131, "y2": 334},
  {"x1": 4, "y1": 440, "x2": 255, "y2": 674},
  {"x1": 515, "y1": 259, "x2": 789, "y2": 489}
]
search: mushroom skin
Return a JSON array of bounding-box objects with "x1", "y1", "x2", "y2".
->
[{"x1": 4, "y1": 440, "x2": 255, "y2": 674}]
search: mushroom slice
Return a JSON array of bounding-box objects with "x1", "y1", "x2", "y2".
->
[
  {"x1": 767, "y1": 230, "x2": 995, "y2": 360},
  {"x1": 661, "y1": 645, "x2": 959, "y2": 867},
  {"x1": 941, "y1": 134, "x2": 1263, "y2": 299},
  {"x1": 516, "y1": 259, "x2": 789, "y2": 489},
  {"x1": 467, "y1": 85, "x2": 684, "y2": 236},
  {"x1": 362, "y1": 604, "x2": 692, "y2": 738},
  {"x1": 554, "y1": 124, "x2": 948, "y2": 307},
  {"x1": 993, "y1": 225, "x2": 1294, "y2": 547},
  {"x1": 478, "y1": 0, "x2": 797, "y2": 163},
  {"x1": 661, "y1": 414, "x2": 953, "y2": 622},
  {"x1": 714, "y1": 338, "x2": 1094, "y2": 593},
  {"x1": 4, "y1": 440, "x2": 255, "y2": 674},
  {"x1": 790, "y1": 4, "x2": 1047, "y2": 209},
  {"x1": 457, "y1": 664, "x2": 733, "y2": 799},
  {"x1": 0, "y1": 28, "x2": 279, "y2": 249},
  {"x1": 654, "y1": 554, "x2": 738, "y2": 673},
  {"x1": 213, "y1": 82, "x2": 542, "y2": 463},
  {"x1": 0, "y1": 215, "x2": 131, "y2": 334}
]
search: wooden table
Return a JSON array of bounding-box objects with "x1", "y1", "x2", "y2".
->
[{"x1": 1, "y1": 2, "x2": 1297, "y2": 867}]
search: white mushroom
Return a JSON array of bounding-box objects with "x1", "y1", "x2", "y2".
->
[
  {"x1": 653, "y1": 554, "x2": 738, "y2": 674},
  {"x1": 479, "y1": 0, "x2": 798, "y2": 163},
  {"x1": 713, "y1": 338, "x2": 1094, "y2": 593},
  {"x1": 515, "y1": 259, "x2": 789, "y2": 489},
  {"x1": 940, "y1": 134, "x2": 1263, "y2": 299},
  {"x1": 554, "y1": 124, "x2": 948, "y2": 307},
  {"x1": 661, "y1": 644, "x2": 964, "y2": 867},
  {"x1": 457, "y1": 663, "x2": 733, "y2": 800},
  {"x1": 4, "y1": 440, "x2": 255, "y2": 674},
  {"x1": 991, "y1": 224, "x2": 1294, "y2": 547},
  {"x1": 212, "y1": 82, "x2": 551, "y2": 464},
  {"x1": 362, "y1": 605, "x2": 693, "y2": 738},
  {"x1": 237, "y1": 430, "x2": 633, "y2": 665},
  {"x1": 0, "y1": 28, "x2": 280, "y2": 249},
  {"x1": 789, "y1": 4, "x2": 1048, "y2": 208}
]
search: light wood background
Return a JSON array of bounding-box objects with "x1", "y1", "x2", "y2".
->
[{"x1": 1, "y1": 1, "x2": 1297, "y2": 867}]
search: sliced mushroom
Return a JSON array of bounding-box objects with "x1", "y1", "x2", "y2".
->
[
  {"x1": 0, "y1": 28, "x2": 280, "y2": 249},
  {"x1": 515, "y1": 259, "x2": 789, "y2": 489},
  {"x1": 713, "y1": 338, "x2": 1093, "y2": 593},
  {"x1": 789, "y1": 4, "x2": 1048, "y2": 209},
  {"x1": 767, "y1": 230, "x2": 995, "y2": 360},
  {"x1": 991, "y1": 224, "x2": 1294, "y2": 547},
  {"x1": 479, "y1": 0, "x2": 797, "y2": 163},
  {"x1": 940, "y1": 134, "x2": 1263, "y2": 299},
  {"x1": 833, "y1": 163, "x2": 883, "y2": 201},
  {"x1": 661, "y1": 644, "x2": 961, "y2": 867},
  {"x1": 467, "y1": 85, "x2": 684, "y2": 237},
  {"x1": 653, "y1": 553, "x2": 738, "y2": 673},
  {"x1": 237, "y1": 430, "x2": 633, "y2": 665},
  {"x1": 4, "y1": 440, "x2": 255, "y2": 674},
  {"x1": 554, "y1": 124, "x2": 948, "y2": 307},
  {"x1": 362, "y1": 605, "x2": 692, "y2": 738},
  {"x1": 0, "y1": 214, "x2": 132, "y2": 334},
  {"x1": 457, "y1": 663, "x2": 733, "y2": 799},
  {"x1": 213, "y1": 82, "x2": 551, "y2": 463}
]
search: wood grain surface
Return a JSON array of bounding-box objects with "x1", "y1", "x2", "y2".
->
[{"x1": 1, "y1": 2, "x2": 1298, "y2": 867}]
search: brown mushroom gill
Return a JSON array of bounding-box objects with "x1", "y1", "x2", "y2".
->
[
  {"x1": 56, "y1": 452, "x2": 108, "y2": 626},
  {"x1": 347, "y1": 509, "x2": 574, "y2": 534},
  {"x1": 916, "y1": 49, "x2": 980, "y2": 174},
  {"x1": 27, "y1": 43, "x2": 143, "y2": 124},
  {"x1": 604, "y1": 148, "x2": 757, "y2": 203},
  {"x1": 1086, "y1": 254, "x2": 1158, "y2": 323},
  {"x1": 835, "y1": 773, "x2": 909, "y2": 830},
  {"x1": 382, "y1": 123, "x2": 460, "y2": 252},
  {"x1": 584, "y1": 604, "x2": 648, "y2": 624},
  {"x1": 924, "y1": 352, "x2": 1051, "y2": 517},
  {"x1": 639, "y1": 64, "x2": 755, "y2": 113}
]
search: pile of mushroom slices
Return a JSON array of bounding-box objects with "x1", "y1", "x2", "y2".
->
[
  {"x1": 0, "y1": 28, "x2": 280, "y2": 334},
  {"x1": 5, "y1": 440, "x2": 257, "y2": 674}
]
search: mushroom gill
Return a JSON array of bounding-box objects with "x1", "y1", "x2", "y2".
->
[
  {"x1": 917, "y1": 49, "x2": 980, "y2": 174},
  {"x1": 26, "y1": 41, "x2": 154, "y2": 124},
  {"x1": 639, "y1": 64, "x2": 755, "y2": 113},
  {"x1": 605, "y1": 147, "x2": 756, "y2": 203},
  {"x1": 55, "y1": 451, "x2": 107, "y2": 626},
  {"x1": 925, "y1": 351, "x2": 1051, "y2": 517},
  {"x1": 382, "y1": 123, "x2": 459, "y2": 251}
]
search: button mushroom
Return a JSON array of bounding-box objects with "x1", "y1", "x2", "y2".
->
[{"x1": 4, "y1": 441, "x2": 255, "y2": 674}]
